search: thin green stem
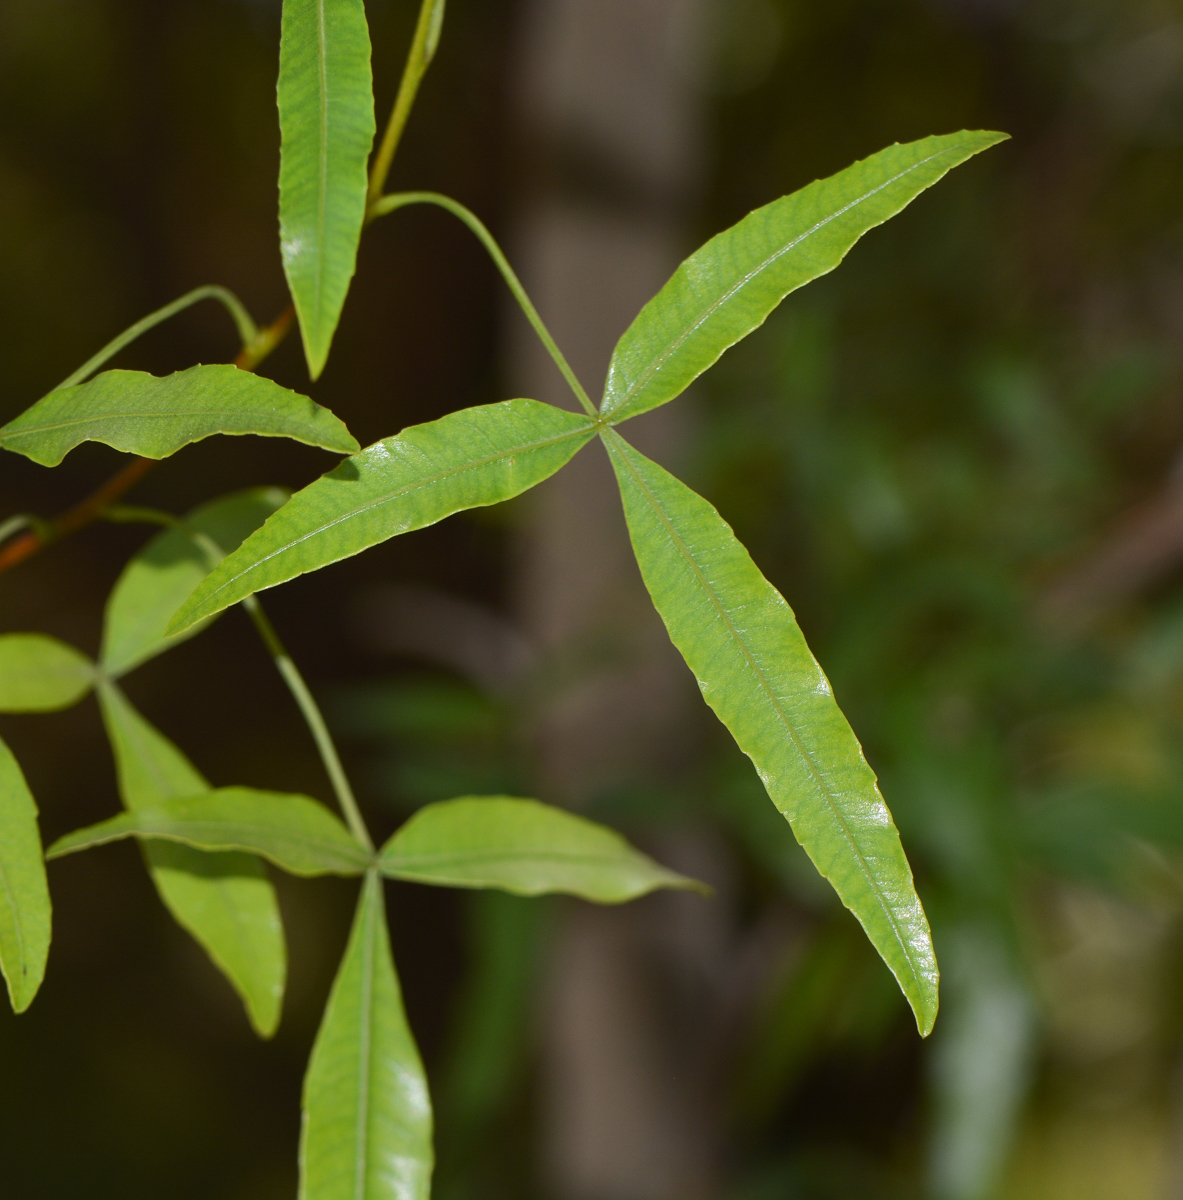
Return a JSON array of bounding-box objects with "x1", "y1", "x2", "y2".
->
[
  {"x1": 107, "y1": 507, "x2": 374, "y2": 850},
  {"x1": 0, "y1": 516, "x2": 33, "y2": 546},
  {"x1": 371, "y1": 191, "x2": 598, "y2": 417},
  {"x1": 239, "y1": 595, "x2": 373, "y2": 851},
  {"x1": 366, "y1": 0, "x2": 445, "y2": 213},
  {"x1": 56, "y1": 286, "x2": 260, "y2": 391}
]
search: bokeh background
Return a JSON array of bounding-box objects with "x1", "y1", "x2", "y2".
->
[{"x1": 5, "y1": 0, "x2": 1183, "y2": 1197}]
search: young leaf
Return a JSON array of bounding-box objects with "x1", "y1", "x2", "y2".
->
[
  {"x1": 300, "y1": 872, "x2": 433, "y2": 1200},
  {"x1": 379, "y1": 796, "x2": 707, "y2": 902},
  {"x1": 101, "y1": 487, "x2": 289, "y2": 677},
  {"x1": 170, "y1": 400, "x2": 597, "y2": 633},
  {"x1": 98, "y1": 684, "x2": 286, "y2": 1037},
  {"x1": 48, "y1": 786, "x2": 373, "y2": 878},
  {"x1": 279, "y1": 0, "x2": 376, "y2": 379},
  {"x1": 0, "y1": 634, "x2": 94, "y2": 712},
  {"x1": 603, "y1": 431, "x2": 939, "y2": 1034},
  {"x1": 601, "y1": 131, "x2": 1008, "y2": 425},
  {"x1": 0, "y1": 365, "x2": 359, "y2": 466},
  {"x1": 0, "y1": 736, "x2": 51, "y2": 1013}
]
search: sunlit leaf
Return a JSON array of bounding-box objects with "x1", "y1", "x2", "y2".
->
[
  {"x1": 98, "y1": 684, "x2": 286, "y2": 1037},
  {"x1": 0, "y1": 365, "x2": 359, "y2": 466},
  {"x1": 170, "y1": 399, "x2": 596, "y2": 633},
  {"x1": 48, "y1": 783, "x2": 372, "y2": 878},
  {"x1": 379, "y1": 796, "x2": 706, "y2": 902},
  {"x1": 279, "y1": 0, "x2": 376, "y2": 379},
  {"x1": 601, "y1": 131, "x2": 1007, "y2": 425},
  {"x1": 0, "y1": 736, "x2": 50, "y2": 1013},
  {"x1": 0, "y1": 634, "x2": 94, "y2": 712},
  {"x1": 101, "y1": 487, "x2": 289, "y2": 677},
  {"x1": 300, "y1": 872, "x2": 433, "y2": 1200},
  {"x1": 603, "y1": 430, "x2": 939, "y2": 1034}
]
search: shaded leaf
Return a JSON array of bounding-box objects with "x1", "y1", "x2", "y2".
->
[
  {"x1": 0, "y1": 634, "x2": 94, "y2": 712},
  {"x1": 279, "y1": 0, "x2": 376, "y2": 379},
  {"x1": 48, "y1": 783, "x2": 372, "y2": 878},
  {"x1": 0, "y1": 365, "x2": 359, "y2": 466},
  {"x1": 379, "y1": 796, "x2": 706, "y2": 902},
  {"x1": 603, "y1": 431, "x2": 939, "y2": 1033},
  {"x1": 102, "y1": 487, "x2": 289, "y2": 677},
  {"x1": 170, "y1": 399, "x2": 596, "y2": 633},
  {"x1": 99, "y1": 684, "x2": 286, "y2": 1036},
  {"x1": 299, "y1": 872, "x2": 433, "y2": 1200},
  {"x1": 0, "y1": 736, "x2": 50, "y2": 1013},
  {"x1": 601, "y1": 131, "x2": 1007, "y2": 425}
]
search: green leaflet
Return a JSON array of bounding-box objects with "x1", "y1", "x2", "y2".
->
[
  {"x1": 379, "y1": 796, "x2": 707, "y2": 902},
  {"x1": 98, "y1": 685, "x2": 286, "y2": 1037},
  {"x1": 603, "y1": 431, "x2": 939, "y2": 1034},
  {"x1": 0, "y1": 365, "x2": 359, "y2": 466},
  {"x1": 279, "y1": 0, "x2": 376, "y2": 379},
  {"x1": 600, "y1": 131, "x2": 1007, "y2": 425},
  {"x1": 169, "y1": 399, "x2": 597, "y2": 633},
  {"x1": 300, "y1": 872, "x2": 433, "y2": 1200},
  {"x1": 0, "y1": 634, "x2": 94, "y2": 712},
  {"x1": 48, "y1": 784, "x2": 373, "y2": 878},
  {"x1": 0, "y1": 736, "x2": 51, "y2": 1013},
  {"x1": 101, "y1": 487, "x2": 289, "y2": 677}
]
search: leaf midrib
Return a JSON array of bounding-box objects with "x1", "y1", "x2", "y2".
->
[
  {"x1": 608, "y1": 433, "x2": 923, "y2": 992},
  {"x1": 193, "y1": 421, "x2": 595, "y2": 606},
  {"x1": 606, "y1": 146, "x2": 957, "y2": 417},
  {"x1": 2, "y1": 411, "x2": 322, "y2": 437}
]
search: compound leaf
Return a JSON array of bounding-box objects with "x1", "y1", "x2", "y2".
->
[
  {"x1": 300, "y1": 872, "x2": 433, "y2": 1200},
  {"x1": 98, "y1": 684, "x2": 286, "y2": 1037},
  {"x1": 379, "y1": 796, "x2": 706, "y2": 902},
  {"x1": 0, "y1": 365, "x2": 359, "y2": 466},
  {"x1": 601, "y1": 131, "x2": 1007, "y2": 425},
  {"x1": 0, "y1": 635, "x2": 94, "y2": 712},
  {"x1": 170, "y1": 399, "x2": 596, "y2": 632},
  {"x1": 0, "y1": 736, "x2": 51, "y2": 1013},
  {"x1": 102, "y1": 487, "x2": 289, "y2": 677},
  {"x1": 48, "y1": 783, "x2": 372, "y2": 879},
  {"x1": 603, "y1": 431, "x2": 939, "y2": 1034},
  {"x1": 279, "y1": 0, "x2": 376, "y2": 380}
]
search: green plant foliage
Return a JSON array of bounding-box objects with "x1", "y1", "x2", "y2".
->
[
  {"x1": 0, "y1": 365, "x2": 359, "y2": 466},
  {"x1": 279, "y1": 0, "x2": 376, "y2": 379},
  {"x1": 379, "y1": 796, "x2": 706, "y2": 901},
  {"x1": 603, "y1": 429, "x2": 939, "y2": 1034},
  {"x1": 0, "y1": 634, "x2": 95, "y2": 712},
  {"x1": 0, "y1": 736, "x2": 50, "y2": 1014},
  {"x1": 98, "y1": 684, "x2": 286, "y2": 1037},
  {"x1": 49, "y1": 785, "x2": 373, "y2": 878},
  {"x1": 299, "y1": 872, "x2": 433, "y2": 1200},
  {"x1": 101, "y1": 487, "x2": 289, "y2": 677},
  {"x1": 170, "y1": 400, "x2": 597, "y2": 632},
  {"x1": 600, "y1": 131, "x2": 1007, "y2": 426}
]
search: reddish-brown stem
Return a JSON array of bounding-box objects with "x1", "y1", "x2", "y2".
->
[{"x1": 0, "y1": 301, "x2": 297, "y2": 578}]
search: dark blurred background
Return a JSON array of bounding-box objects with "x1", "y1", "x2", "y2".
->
[{"x1": 5, "y1": 0, "x2": 1183, "y2": 1197}]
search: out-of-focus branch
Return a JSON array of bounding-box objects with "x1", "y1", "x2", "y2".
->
[{"x1": 1040, "y1": 462, "x2": 1183, "y2": 632}]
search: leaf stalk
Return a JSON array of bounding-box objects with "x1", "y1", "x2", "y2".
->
[{"x1": 372, "y1": 191, "x2": 598, "y2": 417}]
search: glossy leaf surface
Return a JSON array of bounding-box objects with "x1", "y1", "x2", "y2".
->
[
  {"x1": 171, "y1": 400, "x2": 596, "y2": 632},
  {"x1": 99, "y1": 685, "x2": 286, "y2": 1036},
  {"x1": 0, "y1": 365, "x2": 359, "y2": 466},
  {"x1": 299, "y1": 872, "x2": 433, "y2": 1200},
  {"x1": 0, "y1": 736, "x2": 50, "y2": 1013},
  {"x1": 604, "y1": 431, "x2": 939, "y2": 1033},
  {"x1": 601, "y1": 131, "x2": 1007, "y2": 425},
  {"x1": 48, "y1": 784, "x2": 372, "y2": 878},
  {"x1": 0, "y1": 634, "x2": 94, "y2": 712},
  {"x1": 380, "y1": 796, "x2": 705, "y2": 902},
  {"x1": 279, "y1": 0, "x2": 376, "y2": 379},
  {"x1": 102, "y1": 487, "x2": 289, "y2": 677}
]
